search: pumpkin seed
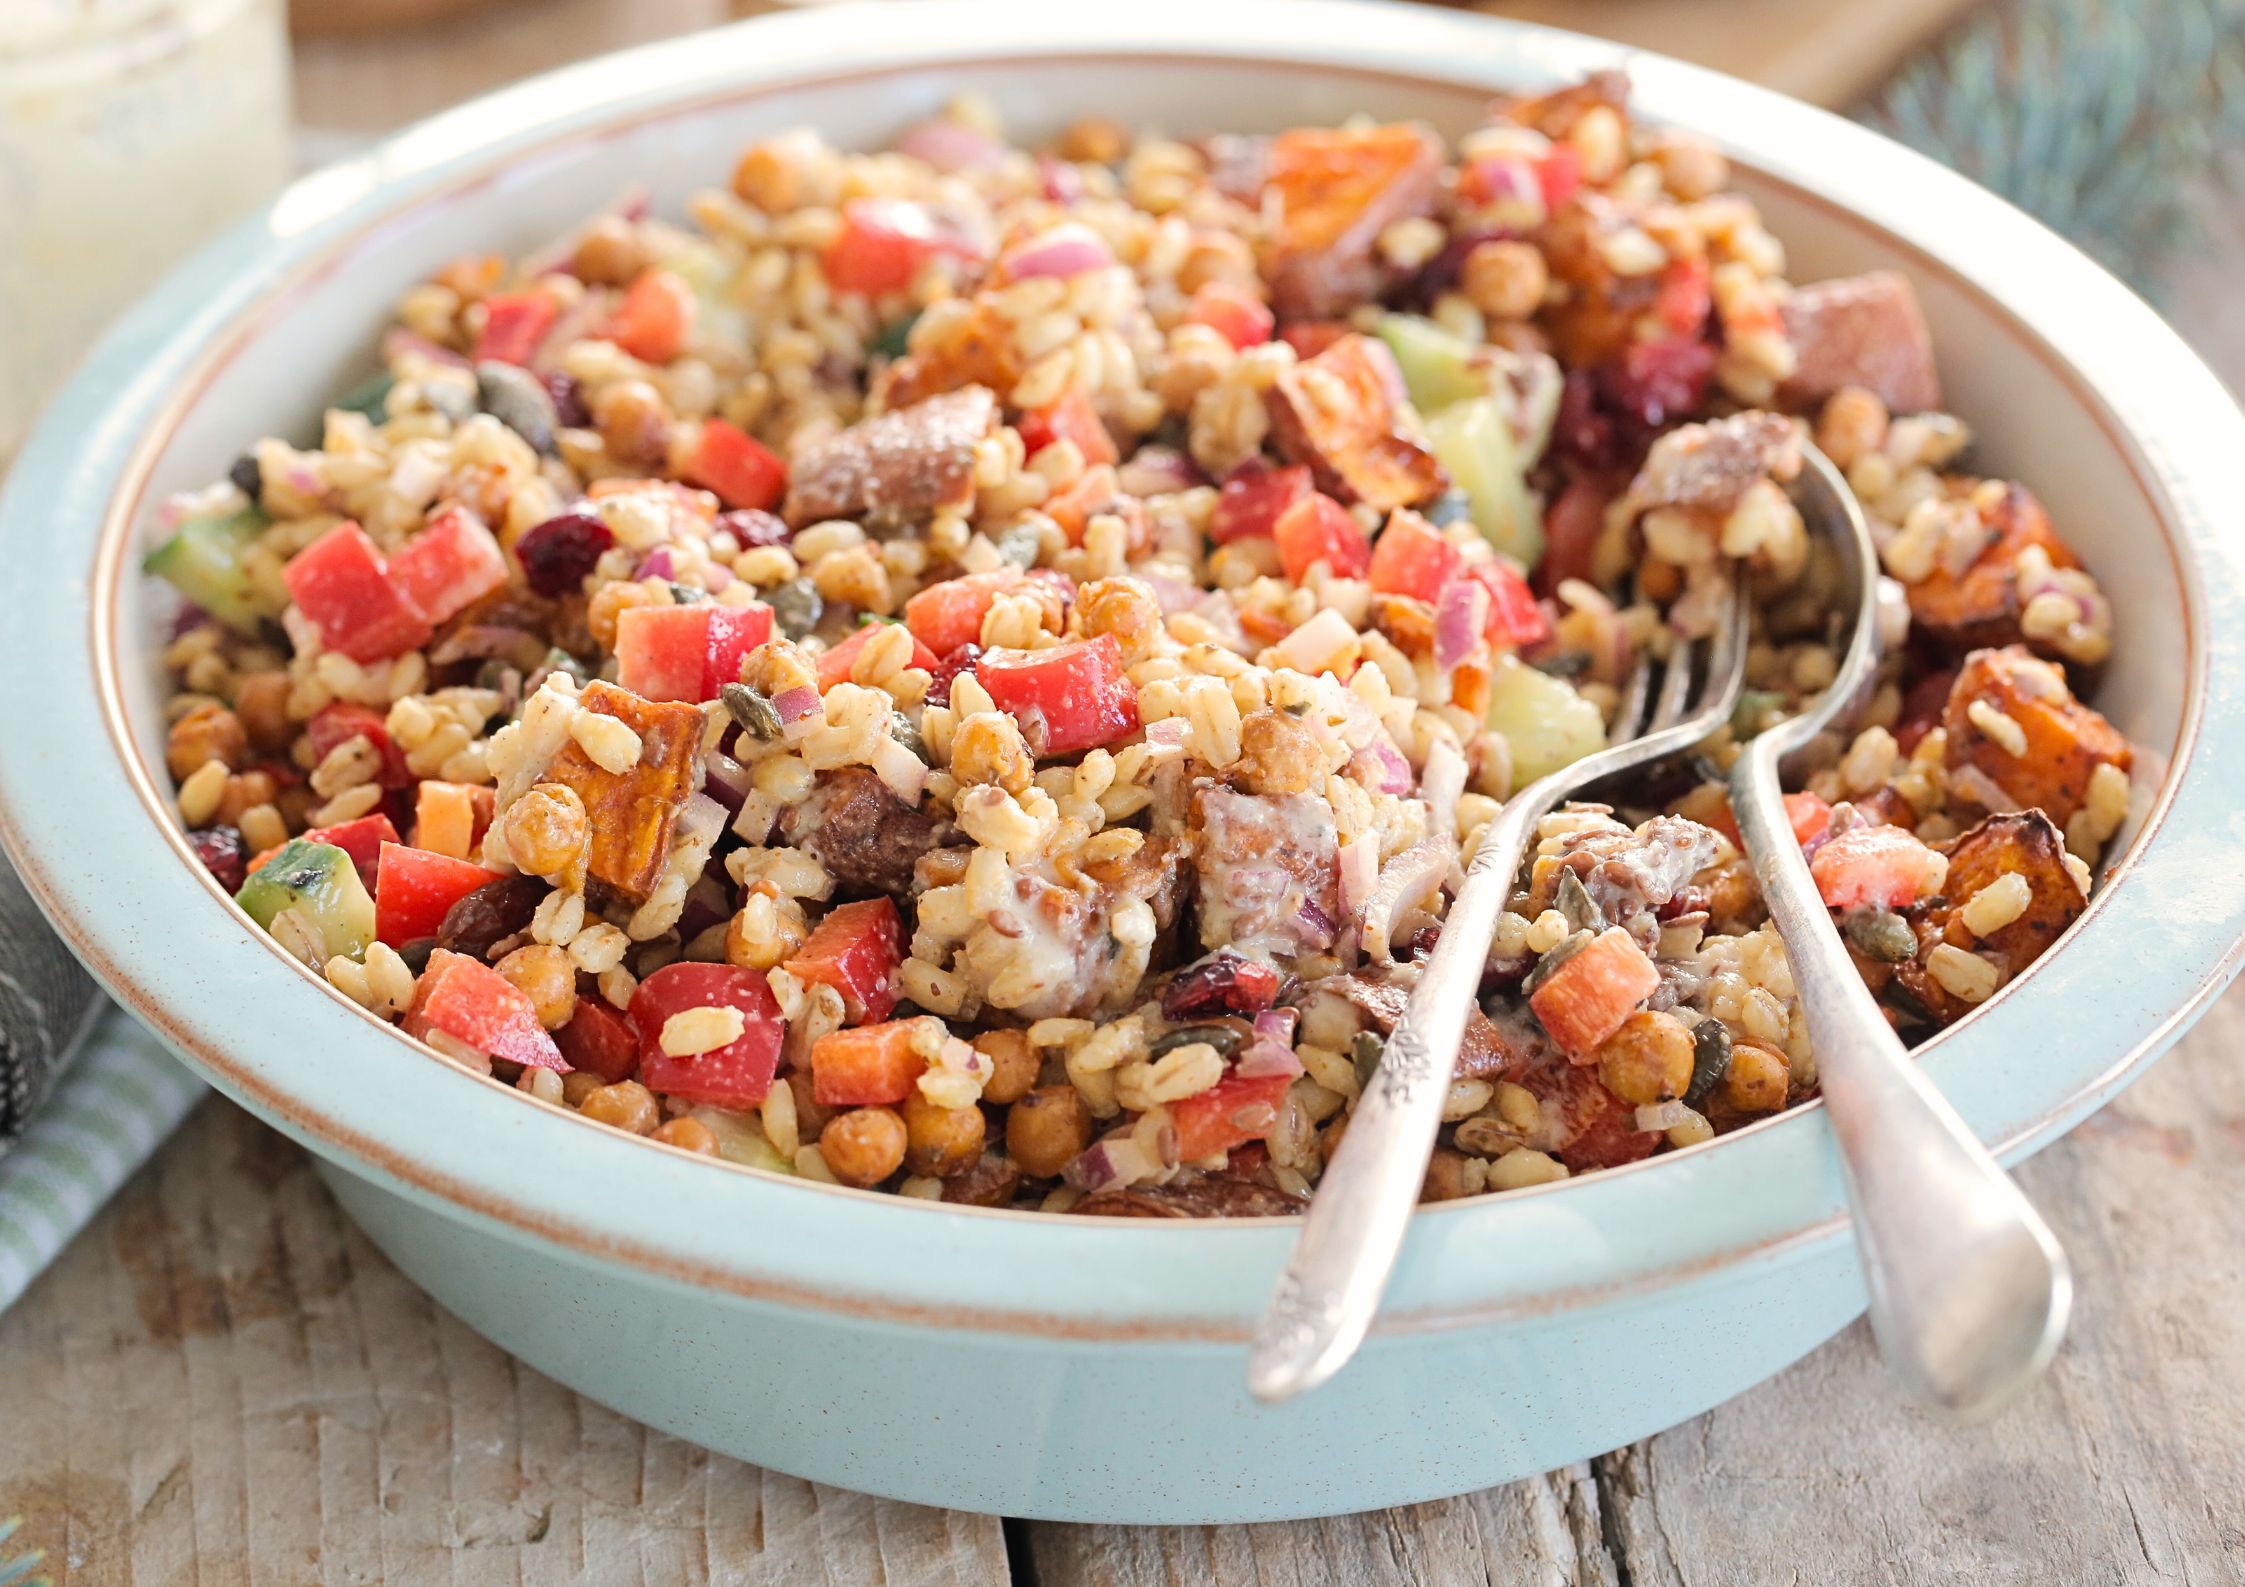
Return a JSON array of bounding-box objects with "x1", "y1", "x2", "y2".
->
[
  {"x1": 1521, "y1": 928, "x2": 1595, "y2": 998},
  {"x1": 1684, "y1": 1016, "x2": 1732, "y2": 1107},
  {"x1": 722, "y1": 682, "x2": 782, "y2": 741},
  {"x1": 767, "y1": 577, "x2": 824, "y2": 639},
  {"x1": 1554, "y1": 869, "x2": 1605, "y2": 934},
  {"x1": 1843, "y1": 906, "x2": 1918, "y2": 964}
]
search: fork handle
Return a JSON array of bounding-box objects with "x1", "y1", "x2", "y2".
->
[
  {"x1": 1728, "y1": 741, "x2": 2070, "y2": 1415},
  {"x1": 1245, "y1": 795, "x2": 1544, "y2": 1402}
]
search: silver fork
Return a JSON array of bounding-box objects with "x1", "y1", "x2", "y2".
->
[
  {"x1": 1247, "y1": 575, "x2": 1749, "y2": 1402},
  {"x1": 1726, "y1": 444, "x2": 2069, "y2": 1415}
]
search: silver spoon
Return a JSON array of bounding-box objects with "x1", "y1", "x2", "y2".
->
[
  {"x1": 1247, "y1": 575, "x2": 1748, "y2": 1402},
  {"x1": 1726, "y1": 442, "x2": 2071, "y2": 1415}
]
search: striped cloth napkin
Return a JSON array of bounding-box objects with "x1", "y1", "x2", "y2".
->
[{"x1": 0, "y1": 1011, "x2": 205, "y2": 1311}]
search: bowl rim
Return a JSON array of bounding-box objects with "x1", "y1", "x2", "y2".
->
[{"x1": 6, "y1": 0, "x2": 2245, "y2": 1341}]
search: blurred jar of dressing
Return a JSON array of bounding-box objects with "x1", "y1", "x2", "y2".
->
[{"x1": 0, "y1": 0, "x2": 292, "y2": 461}]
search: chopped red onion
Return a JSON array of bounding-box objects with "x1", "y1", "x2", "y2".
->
[
  {"x1": 703, "y1": 750, "x2": 751, "y2": 813},
  {"x1": 1361, "y1": 839, "x2": 1451, "y2": 963},
  {"x1": 1233, "y1": 1040, "x2": 1305, "y2": 1081},
  {"x1": 1634, "y1": 1100, "x2": 1694, "y2": 1133},
  {"x1": 773, "y1": 685, "x2": 821, "y2": 742},
  {"x1": 1349, "y1": 740, "x2": 1415, "y2": 795},
  {"x1": 899, "y1": 119, "x2": 1007, "y2": 172},
  {"x1": 634, "y1": 546, "x2": 676, "y2": 582},
  {"x1": 1116, "y1": 446, "x2": 1204, "y2": 497},
  {"x1": 1419, "y1": 736, "x2": 1468, "y2": 841},
  {"x1": 1253, "y1": 1008, "x2": 1299, "y2": 1046},
  {"x1": 1003, "y1": 221, "x2": 1114, "y2": 280},
  {"x1": 1433, "y1": 578, "x2": 1489, "y2": 671},
  {"x1": 1337, "y1": 836, "x2": 1379, "y2": 912},
  {"x1": 379, "y1": 328, "x2": 470, "y2": 370},
  {"x1": 1144, "y1": 718, "x2": 1189, "y2": 749},
  {"x1": 1037, "y1": 153, "x2": 1084, "y2": 205}
]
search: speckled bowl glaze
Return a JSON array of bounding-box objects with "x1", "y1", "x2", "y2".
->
[{"x1": 5, "y1": 0, "x2": 2244, "y2": 1525}]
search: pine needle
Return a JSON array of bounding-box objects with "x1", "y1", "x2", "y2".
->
[{"x1": 1861, "y1": 0, "x2": 2245, "y2": 291}]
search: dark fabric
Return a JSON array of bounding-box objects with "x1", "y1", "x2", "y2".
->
[{"x1": 0, "y1": 848, "x2": 99, "y2": 1154}]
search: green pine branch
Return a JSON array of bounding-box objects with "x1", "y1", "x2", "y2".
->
[{"x1": 1861, "y1": 0, "x2": 2245, "y2": 292}]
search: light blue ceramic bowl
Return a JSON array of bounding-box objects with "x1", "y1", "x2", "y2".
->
[{"x1": 4, "y1": 0, "x2": 2244, "y2": 1525}]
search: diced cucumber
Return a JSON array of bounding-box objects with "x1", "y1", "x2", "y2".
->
[
  {"x1": 332, "y1": 370, "x2": 396, "y2": 423},
  {"x1": 689, "y1": 1106, "x2": 796, "y2": 1174},
  {"x1": 143, "y1": 507, "x2": 275, "y2": 633},
  {"x1": 235, "y1": 839, "x2": 375, "y2": 962},
  {"x1": 1426, "y1": 395, "x2": 1543, "y2": 568},
  {"x1": 1486, "y1": 656, "x2": 1606, "y2": 785},
  {"x1": 1375, "y1": 314, "x2": 1490, "y2": 413}
]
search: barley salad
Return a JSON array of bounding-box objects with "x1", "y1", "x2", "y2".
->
[{"x1": 147, "y1": 72, "x2": 2132, "y2": 1214}]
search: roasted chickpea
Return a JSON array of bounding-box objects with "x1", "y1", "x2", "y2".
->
[
  {"x1": 901, "y1": 1091, "x2": 987, "y2": 1178},
  {"x1": 1056, "y1": 115, "x2": 1128, "y2": 164},
  {"x1": 1231, "y1": 707, "x2": 1326, "y2": 797},
  {"x1": 1460, "y1": 238, "x2": 1549, "y2": 322},
  {"x1": 821, "y1": 1107, "x2": 908, "y2": 1188},
  {"x1": 580, "y1": 1079, "x2": 660, "y2": 1135},
  {"x1": 1722, "y1": 1040, "x2": 1790, "y2": 1113},
  {"x1": 651, "y1": 1116, "x2": 719, "y2": 1155},
  {"x1": 165, "y1": 702, "x2": 247, "y2": 781},
  {"x1": 215, "y1": 770, "x2": 280, "y2": 828},
  {"x1": 503, "y1": 782, "x2": 589, "y2": 880},
  {"x1": 1594, "y1": 1011, "x2": 1697, "y2": 1107},
  {"x1": 495, "y1": 944, "x2": 579, "y2": 1030},
  {"x1": 561, "y1": 1071, "x2": 605, "y2": 1108},
  {"x1": 592, "y1": 378, "x2": 672, "y2": 466},
  {"x1": 972, "y1": 1029, "x2": 1038, "y2": 1105},
  {"x1": 1004, "y1": 1085, "x2": 1091, "y2": 1179},
  {"x1": 1072, "y1": 576, "x2": 1165, "y2": 664},
  {"x1": 573, "y1": 215, "x2": 651, "y2": 286},
  {"x1": 1421, "y1": 1147, "x2": 1477, "y2": 1203},
  {"x1": 232, "y1": 671, "x2": 294, "y2": 755}
]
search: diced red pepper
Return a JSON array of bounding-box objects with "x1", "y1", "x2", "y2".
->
[
  {"x1": 820, "y1": 198, "x2": 985, "y2": 296},
  {"x1": 554, "y1": 998, "x2": 639, "y2": 1084},
  {"x1": 631, "y1": 962, "x2": 787, "y2": 1107},
  {"x1": 374, "y1": 841, "x2": 507, "y2": 948},
  {"x1": 1809, "y1": 824, "x2": 1946, "y2": 911},
  {"x1": 1784, "y1": 790, "x2": 1834, "y2": 847},
  {"x1": 1185, "y1": 282, "x2": 1276, "y2": 351},
  {"x1": 306, "y1": 702, "x2": 413, "y2": 788},
  {"x1": 614, "y1": 601, "x2": 777, "y2": 703},
  {"x1": 1212, "y1": 461, "x2": 1315, "y2": 545},
  {"x1": 816, "y1": 622, "x2": 941, "y2": 693},
  {"x1": 1272, "y1": 491, "x2": 1372, "y2": 582},
  {"x1": 1654, "y1": 254, "x2": 1713, "y2": 337},
  {"x1": 608, "y1": 267, "x2": 696, "y2": 364},
  {"x1": 404, "y1": 948, "x2": 565, "y2": 1070},
  {"x1": 473, "y1": 291, "x2": 560, "y2": 367},
  {"x1": 283, "y1": 522, "x2": 433, "y2": 664},
  {"x1": 299, "y1": 813, "x2": 400, "y2": 893},
  {"x1": 387, "y1": 505, "x2": 508, "y2": 628},
  {"x1": 684, "y1": 419, "x2": 788, "y2": 513},
  {"x1": 901, "y1": 569, "x2": 1023, "y2": 658},
  {"x1": 1367, "y1": 509, "x2": 1463, "y2": 602},
  {"x1": 975, "y1": 634, "x2": 1138, "y2": 757},
  {"x1": 784, "y1": 898, "x2": 901, "y2": 1024},
  {"x1": 810, "y1": 1018, "x2": 930, "y2": 1107},
  {"x1": 1465, "y1": 561, "x2": 1550, "y2": 650},
  {"x1": 1170, "y1": 1071, "x2": 1294, "y2": 1163},
  {"x1": 1527, "y1": 926, "x2": 1662, "y2": 1062},
  {"x1": 1017, "y1": 386, "x2": 1118, "y2": 469},
  {"x1": 1533, "y1": 145, "x2": 1583, "y2": 212}
]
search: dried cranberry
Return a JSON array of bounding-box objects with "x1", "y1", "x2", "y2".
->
[
  {"x1": 436, "y1": 875, "x2": 548, "y2": 962},
  {"x1": 1403, "y1": 924, "x2": 1443, "y2": 960},
  {"x1": 191, "y1": 826, "x2": 249, "y2": 893},
  {"x1": 1161, "y1": 948, "x2": 1284, "y2": 1021},
  {"x1": 545, "y1": 372, "x2": 589, "y2": 429},
  {"x1": 1597, "y1": 336, "x2": 1715, "y2": 432},
  {"x1": 925, "y1": 643, "x2": 982, "y2": 707},
  {"x1": 515, "y1": 511, "x2": 615, "y2": 597},
  {"x1": 1549, "y1": 370, "x2": 1620, "y2": 474},
  {"x1": 1393, "y1": 227, "x2": 1515, "y2": 312},
  {"x1": 717, "y1": 508, "x2": 792, "y2": 548}
]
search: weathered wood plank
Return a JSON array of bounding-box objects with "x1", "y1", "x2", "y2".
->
[
  {"x1": 0, "y1": 1102, "x2": 1013, "y2": 1587},
  {"x1": 1028, "y1": 986, "x2": 2245, "y2": 1586}
]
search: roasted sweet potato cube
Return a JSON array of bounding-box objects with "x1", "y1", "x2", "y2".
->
[
  {"x1": 1776, "y1": 270, "x2": 1941, "y2": 415},
  {"x1": 1895, "y1": 810, "x2": 2086, "y2": 1025},
  {"x1": 541, "y1": 680, "x2": 705, "y2": 904},
  {"x1": 1265, "y1": 334, "x2": 1446, "y2": 510},
  {"x1": 1264, "y1": 123, "x2": 1444, "y2": 320},
  {"x1": 1527, "y1": 926, "x2": 1663, "y2": 1062},
  {"x1": 1905, "y1": 484, "x2": 2084, "y2": 656},
  {"x1": 1941, "y1": 645, "x2": 2131, "y2": 824}
]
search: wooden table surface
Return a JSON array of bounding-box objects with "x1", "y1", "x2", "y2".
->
[{"x1": 11, "y1": 3, "x2": 2245, "y2": 1583}]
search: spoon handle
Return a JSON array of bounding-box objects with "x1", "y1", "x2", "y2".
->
[{"x1": 1729, "y1": 738, "x2": 2070, "y2": 1415}]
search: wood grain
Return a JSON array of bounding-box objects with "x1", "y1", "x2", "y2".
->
[{"x1": 0, "y1": 1102, "x2": 1010, "y2": 1587}]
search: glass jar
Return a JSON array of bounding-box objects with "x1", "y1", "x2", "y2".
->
[{"x1": 0, "y1": 0, "x2": 293, "y2": 462}]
